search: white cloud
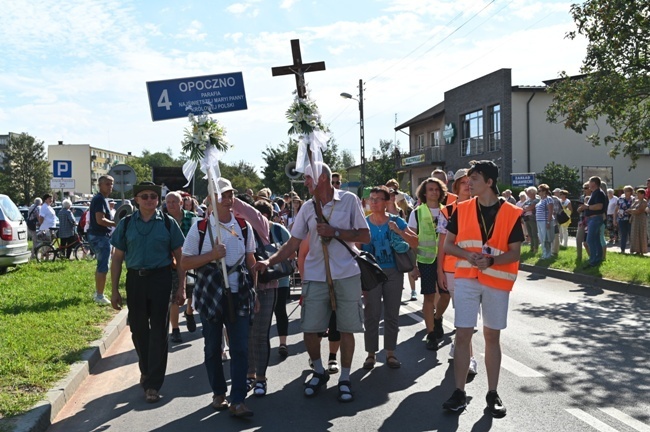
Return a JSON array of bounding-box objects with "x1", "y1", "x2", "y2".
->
[
  {"x1": 226, "y1": 3, "x2": 250, "y2": 14},
  {"x1": 225, "y1": 32, "x2": 244, "y2": 43},
  {"x1": 280, "y1": 0, "x2": 299, "y2": 10},
  {"x1": 174, "y1": 20, "x2": 207, "y2": 41}
]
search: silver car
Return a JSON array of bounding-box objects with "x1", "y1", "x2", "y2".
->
[{"x1": 0, "y1": 194, "x2": 30, "y2": 274}]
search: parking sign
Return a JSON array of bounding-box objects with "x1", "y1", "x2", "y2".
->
[{"x1": 53, "y1": 160, "x2": 72, "y2": 178}]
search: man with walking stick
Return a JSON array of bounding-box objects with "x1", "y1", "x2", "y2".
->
[{"x1": 254, "y1": 162, "x2": 369, "y2": 402}]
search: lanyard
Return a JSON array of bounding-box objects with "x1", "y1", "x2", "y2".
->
[{"x1": 478, "y1": 200, "x2": 499, "y2": 241}]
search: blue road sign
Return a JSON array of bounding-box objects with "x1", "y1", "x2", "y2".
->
[
  {"x1": 511, "y1": 173, "x2": 535, "y2": 187},
  {"x1": 146, "y1": 72, "x2": 247, "y2": 122},
  {"x1": 53, "y1": 160, "x2": 72, "y2": 178}
]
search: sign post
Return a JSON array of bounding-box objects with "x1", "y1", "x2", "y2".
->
[
  {"x1": 108, "y1": 164, "x2": 137, "y2": 201},
  {"x1": 510, "y1": 173, "x2": 536, "y2": 188},
  {"x1": 146, "y1": 72, "x2": 247, "y2": 122}
]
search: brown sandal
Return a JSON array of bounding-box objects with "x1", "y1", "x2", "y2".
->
[
  {"x1": 386, "y1": 355, "x2": 401, "y2": 369},
  {"x1": 363, "y1": 356, "x2": 376, "y2": 370}
]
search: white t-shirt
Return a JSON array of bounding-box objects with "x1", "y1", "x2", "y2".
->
[
  {"x1": 39, "y1": 202, "x2": 56, "y2": 231},
  {"x1": 407, "y1": 206, "x2": 441, "y2": 231},
  {"x1": 607, "y1": 196, "x2": 618, "y2": 215},
  {"x1": 291, "y1": 189, "x2": 368, "y2": 282},
  {"x1": 183, "y1": 213, "x2": 255, "y2": 293}
]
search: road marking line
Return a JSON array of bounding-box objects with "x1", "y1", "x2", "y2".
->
[
  {"x1": 599, "y1": 408, "x2": 650, "y2": 432},
  {"x1": 475, "y1": 353, "x2": 545, "y2": 378},
  {"x1": 566, "y1": 409, "x2": 620, "y2": 432},
  {"x1": 400, "y1": 304, "x2": 423, "y2": 323}
]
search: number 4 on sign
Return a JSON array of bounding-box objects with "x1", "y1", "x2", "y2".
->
[{"x1": 158, "y1": 89, "x2": 172, "y2": 110}]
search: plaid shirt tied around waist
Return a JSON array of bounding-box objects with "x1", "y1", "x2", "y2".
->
[{"x1": 194, "y1": 262, "x2": 256, "y2": 324}]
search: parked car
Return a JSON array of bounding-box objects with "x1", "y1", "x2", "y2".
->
[
  {"x1": 52, "y1": 205, "x2": 89, "y2": 225},
  {"x1": 0, "y1": 195, "x2": 30, "y2": 274}
]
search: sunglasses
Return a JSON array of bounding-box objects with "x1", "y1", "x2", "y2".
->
[
  {"x1": 332, "y1": 181, "x2": 341, "y2": 185},
  {"x1": 137, "y1": 193, "x2": 158, "y2": 201}
]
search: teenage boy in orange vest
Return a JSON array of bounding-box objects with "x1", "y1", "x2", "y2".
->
[{"x1": 441, "y1": 160, "x2": 524, "y2": 418}]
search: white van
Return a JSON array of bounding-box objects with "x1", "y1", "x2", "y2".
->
[{"x1": 0, "y1": 194, "x2": 30, "y2": 274}]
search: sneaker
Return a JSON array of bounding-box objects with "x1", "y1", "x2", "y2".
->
[
  {"x1": 468, "y1": 357, "x2": 478, "y2": 376},
  {"x1": 486, "y1": 390, "x2": 507, "y2": 418},
  {"x1": 442, "y1": 388, "x2": 467, "y2": 412},
  {"x1": 433, "y1": 317, "x2": 444, "y2": 340},
  {"x1": 448, "y1": 341, "x2": 455, "y2": 359},
  {"x1": 94, "y1": 294, "x2": 111, "y2": 305},
  {"x1": 426, "y1": 332, "x2": 438, "y2": 351},
  {"x1": 410, "y1": 290, "x2": 418, "y2": 301},
  {"x1": 170, "y1": 328, "x2": 182, "y2": 343}
]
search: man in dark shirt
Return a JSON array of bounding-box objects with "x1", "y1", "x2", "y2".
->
[
  {"x1": 578, "y1": 176, "x2": 606, "y2": 267},
  {"x1": 87, "y1": 175, "x2": 116, "y2": 305}
]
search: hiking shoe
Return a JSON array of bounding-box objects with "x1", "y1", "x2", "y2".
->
[
  {"x1": 94, "y1": 294, "x2": 111, "y2": 305},
  {"x1": 426, "y1": 332, "x2": 438, "y2": 351},
  {"x1": 486, "y1": 390, "x2": 507, "y2": 418},
  {"x1": 468, "y1": 357, "x2": 478, "y2": 376},
  {"x1": 184, "y1": 312, "x2": 197, "y2": 333},
  {"x1": 433, "y1": 317, "x2": 444, "y2": 340},
  {"x1": 443, "y1": 388, "x2": 467, "y2": 412},
  {"x1": 170, "y1": 328, "x2": 182, "y2": 343},
  {"x1": 410, "y1": 290, "x2": 418, "y2": 301}
]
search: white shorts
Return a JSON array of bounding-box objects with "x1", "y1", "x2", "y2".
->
[
  {"x1": 445, "y1": 272, "x2": 456, "y2": 304},
  {"x1": 453, "y1": 277, "x2": 510, "y2": 330}
]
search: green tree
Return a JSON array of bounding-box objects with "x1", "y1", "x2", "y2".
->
[
  {"x1": 364, "y1": 139, "x2": 399, "y2": 188},
  {"x1": 546, "y1": 0, "x2": 650, "y2": 166},
  {"x1": 221, "y1": 160, "x2": 263, "y2": 195},
  {"x1": 140, "y1": 150, "x2": 181, "y2": 168},
  {"x1": 0, "y1": 133, "x2": 50, "y2": 205},
  {"x1": 536, "y1": 162, "x2": 582, "y2": 198}
]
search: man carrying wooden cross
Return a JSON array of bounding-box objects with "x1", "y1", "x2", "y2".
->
[{"x1": 255, "y1": 162, "x2": 369, "y2": 403}]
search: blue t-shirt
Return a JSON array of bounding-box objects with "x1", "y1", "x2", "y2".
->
[
  {"x1": 362, "y1": 214, "x2": 408, "y2": 269},
  {"x1": 88, "y1": 193, "x2": 111, "y2": 236}
]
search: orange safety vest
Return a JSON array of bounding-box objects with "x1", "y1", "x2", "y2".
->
[
  {"x1": 444, "y1": 192, "x2": 458, "y2": 206},
  {"x1": 440, "y1": 201, "x2": 458, "y2": 273},
  {"x1": 454, "y1": 197, "x2": 522, "y2": 291}
]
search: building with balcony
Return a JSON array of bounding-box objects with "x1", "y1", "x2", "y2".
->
[
  {"x1": 48, "y1": 143, "x2": 130, "y2": 197},
  {"x1": 395, "y1": 68, "x2": 650, "y2": 196}
]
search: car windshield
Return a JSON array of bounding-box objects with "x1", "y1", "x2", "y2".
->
[{"x1": 0, "y1": 196, "x2": 23, "y2": 221}]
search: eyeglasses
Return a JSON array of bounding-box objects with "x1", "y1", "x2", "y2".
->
[
  {"x1": 332, "y1": 181, "x2": 341, "y2": 185},
  {"x1": 368, "y1": 198, "x2": 385, "y2": 203},
  {"x1": 137, "y1": 193, "x2": 158, "y2": 201}
]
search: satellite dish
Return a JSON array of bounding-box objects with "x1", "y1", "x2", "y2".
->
[{"x1": 285, "y1": 162, "x2": 301, "y2": 179}]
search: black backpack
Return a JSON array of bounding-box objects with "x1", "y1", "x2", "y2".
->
[{"x1": 26, "y1": 207, "x2": 38, "y2": 231}]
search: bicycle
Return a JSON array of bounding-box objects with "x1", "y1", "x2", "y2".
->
[{"x1": 34, "y1": 228, "x2": 94, "y2": 262}]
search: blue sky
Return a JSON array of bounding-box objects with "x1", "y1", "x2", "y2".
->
[{"x1": 0, "y1": 0, "x2": 586, "y2": 175}]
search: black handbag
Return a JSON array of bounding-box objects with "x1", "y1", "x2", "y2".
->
[
  {"x1": 556, "y1": 209, "x2": 570, "y2": 225},
  {"x1": 252, "y1": 230, "x2": 294, "y2": 283},
  {"x1": 394, "y1": 248, "x2": 416, "y2": 273},
  {"x1": 335, "y1": 237, "x2": 387, "y2": 291}
]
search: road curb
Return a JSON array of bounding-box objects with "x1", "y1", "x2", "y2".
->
[
  {"x1": 11, "y1": 309, "x2": 129, "y2": 432},
  {"x1": 519, "y1": 264, "x2": 650, "y2": 298}
]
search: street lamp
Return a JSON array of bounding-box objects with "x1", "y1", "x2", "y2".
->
[{"x1": 340, "y1": 79, "x2": 365, "y2": 191}]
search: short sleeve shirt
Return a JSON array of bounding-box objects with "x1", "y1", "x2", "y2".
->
[
  {"x1": 88, "y1": 193, "x2": 111, "y2": 236},
  {"x1": 447, "y1": 200, "x2": 525, "y2": 245},
  {"x1": 407, "y1": 206, "x2": 441, "y2": 231},
  {"x1": 39, "y1": 203, "x2": 56, "y2": 231},
  {"x1": 586, "y1": 188, "x2": 607, "y2": 217},
  {"x1": 182, "y1": 214, "x2": 256, "y2": 292},
  {"x1": 291, "y1": 189, "x2": 369, "y2": 282},
  {"x1": 110, "y1": 210, "x2": 185, "y2": 269}
]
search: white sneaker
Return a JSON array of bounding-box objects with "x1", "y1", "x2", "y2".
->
[
  {"x1": 410, "y1": 290, "x2": 418, "y2": 301},
  {"x1": 468, "y1": 357, "x2": 478, "y2": 376},
  {"x1": 448, "y1": 341, "x2": 455, "y2": 359},
  {"x1": 94, "y1": 294, "x2": 111, "y2": 305}
]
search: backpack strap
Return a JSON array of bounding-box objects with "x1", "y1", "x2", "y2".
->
[{"x1": 197, "y1": 218, "x2": 209, "y2": 255}]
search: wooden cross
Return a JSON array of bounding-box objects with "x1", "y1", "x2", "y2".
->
[{"x1": 271, "y1": 39, "x2": 326, "y2": 98}]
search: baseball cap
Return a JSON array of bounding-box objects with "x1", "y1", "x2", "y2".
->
[
  {"x1": 552, "y1": 188, "x2": 561, "y2": 193},
  {"x1": 453, "y1": 168, "x2": 468, "y2": 181},
  {"x1": 214, "y1": 177, "x2": 237, "y2": 194}
]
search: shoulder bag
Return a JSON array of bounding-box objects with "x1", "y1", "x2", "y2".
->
[{"x1": 334, "y1": 237, "x2": 387, "y2": 291}]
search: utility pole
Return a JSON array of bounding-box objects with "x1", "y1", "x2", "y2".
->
[{"x1": 359, "y1": 79, "x2": 365, "y2": 191}]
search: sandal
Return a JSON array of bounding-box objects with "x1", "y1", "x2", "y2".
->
[
  {"x1": 386, "y1": 355, "x2": 401, "y2": 369},
  {"x1": 363, "y1": 356, "x2": 376, "y2": 370},
  {"x1": 327, "y1": 359, "x2": 340, "y2": 374},
  {"x1": 337, "y1": 380, "x2": 354, "y2": 403},
  {"x1": 246, "y1": 377, "x2": 256, "y2": 392},
  {"x1": 304, "y1": 371, "x2": 329, "y2": 397},
  {"x1": 253, "y1": 380, "x2": 267, "y2": 397},
  {"x1": 278, "y1": 344, "x2": 288, "y2": 358}
]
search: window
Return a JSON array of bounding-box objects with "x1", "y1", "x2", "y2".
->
[
  {"x1": 431, "y1": 130, "x2": 440, "y2": 147},
  {"x1": 488, "y1": 104, "x2": 501, "y2": 152},
  {"x1": 461, "y1": 109, "x2": 484, "y2": 156},
  {"x1": 417, "y1": 134, "x2": 425, "y2": 150}
]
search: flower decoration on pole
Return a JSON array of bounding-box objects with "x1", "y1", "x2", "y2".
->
[
  {"x1": 285, "y1": 88, "x2": 330, "y2": 178},
  {"x1": 181, "y1": 110, "x2": 230, "y2": 189}
]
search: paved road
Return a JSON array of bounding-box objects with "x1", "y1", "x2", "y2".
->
[{"x1": 48, "y1": 272, "x2": 650, "y2": 432}]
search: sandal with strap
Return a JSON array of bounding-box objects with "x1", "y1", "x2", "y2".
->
[
  {"x1": 246, "y1": 377, "x2": 256, "y2": 392},
  {"x1": 386, "y1": 355, "x2": 401, "y2": 369},
  {"x1": 337, "y1": 380, "x2": 354, "y2": 403},
  {"x1": 253, "y1": 380, "x2": 267, "y2": 397},
  {"x1": 304, "y1": 371, "x2": 329, "y2": 398},
  {"x1": 363, "y1": 356, "x2": 376, "y2": 370}
]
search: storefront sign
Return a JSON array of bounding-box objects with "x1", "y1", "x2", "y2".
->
[
  {"x1": 511, "y1": 173, "x2": 536, "y2": 187},
  {"x1": 402, "y1": 154, "x2": 425, "y2": 166},
  {"x1": 443, "y1": 123, "x2": 456, "y2": 144}
]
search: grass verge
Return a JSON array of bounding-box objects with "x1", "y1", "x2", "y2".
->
[
  {"x1": 520, "y1": 245, "x2": 650, "y2": 287},
  {"x1": 0, "y1": 259, "x2": 120, "y2": 420}
]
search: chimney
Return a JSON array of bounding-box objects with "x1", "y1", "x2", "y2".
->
[{"x1": 58, "y1": 140, "x2": 63, "y2": 145}]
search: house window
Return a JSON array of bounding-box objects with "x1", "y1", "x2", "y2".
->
[
  {"x1": 417, "y1": 134, "x2": 425, "y2": 150},
  {"x1": 488, "y1": 104, "x2": 501, "y2": 152},
  {"x1": 431, "y1": 130, "x2": 440, "y2": 147},
  {"x1": 461, "y1": 109, "x2": 484, "y2": 156}
]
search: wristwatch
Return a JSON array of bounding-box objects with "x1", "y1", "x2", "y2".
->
[{"x1": 334, "y1": 230, "x2": 340, "y2": 238}]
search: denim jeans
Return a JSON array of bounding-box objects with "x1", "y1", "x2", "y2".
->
[
  {"x1": 536, "y1": 220, "x2": 554, "y2": 259},
  {"x1": 618, "y1": 220, "x2": 631, "y2": 253},
  {"x1": 587, "y1": 216, "x2": 604, "y2": 265},
  {"x1": 201, "y1": 306, "x2": 250, "y2": 404}
]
